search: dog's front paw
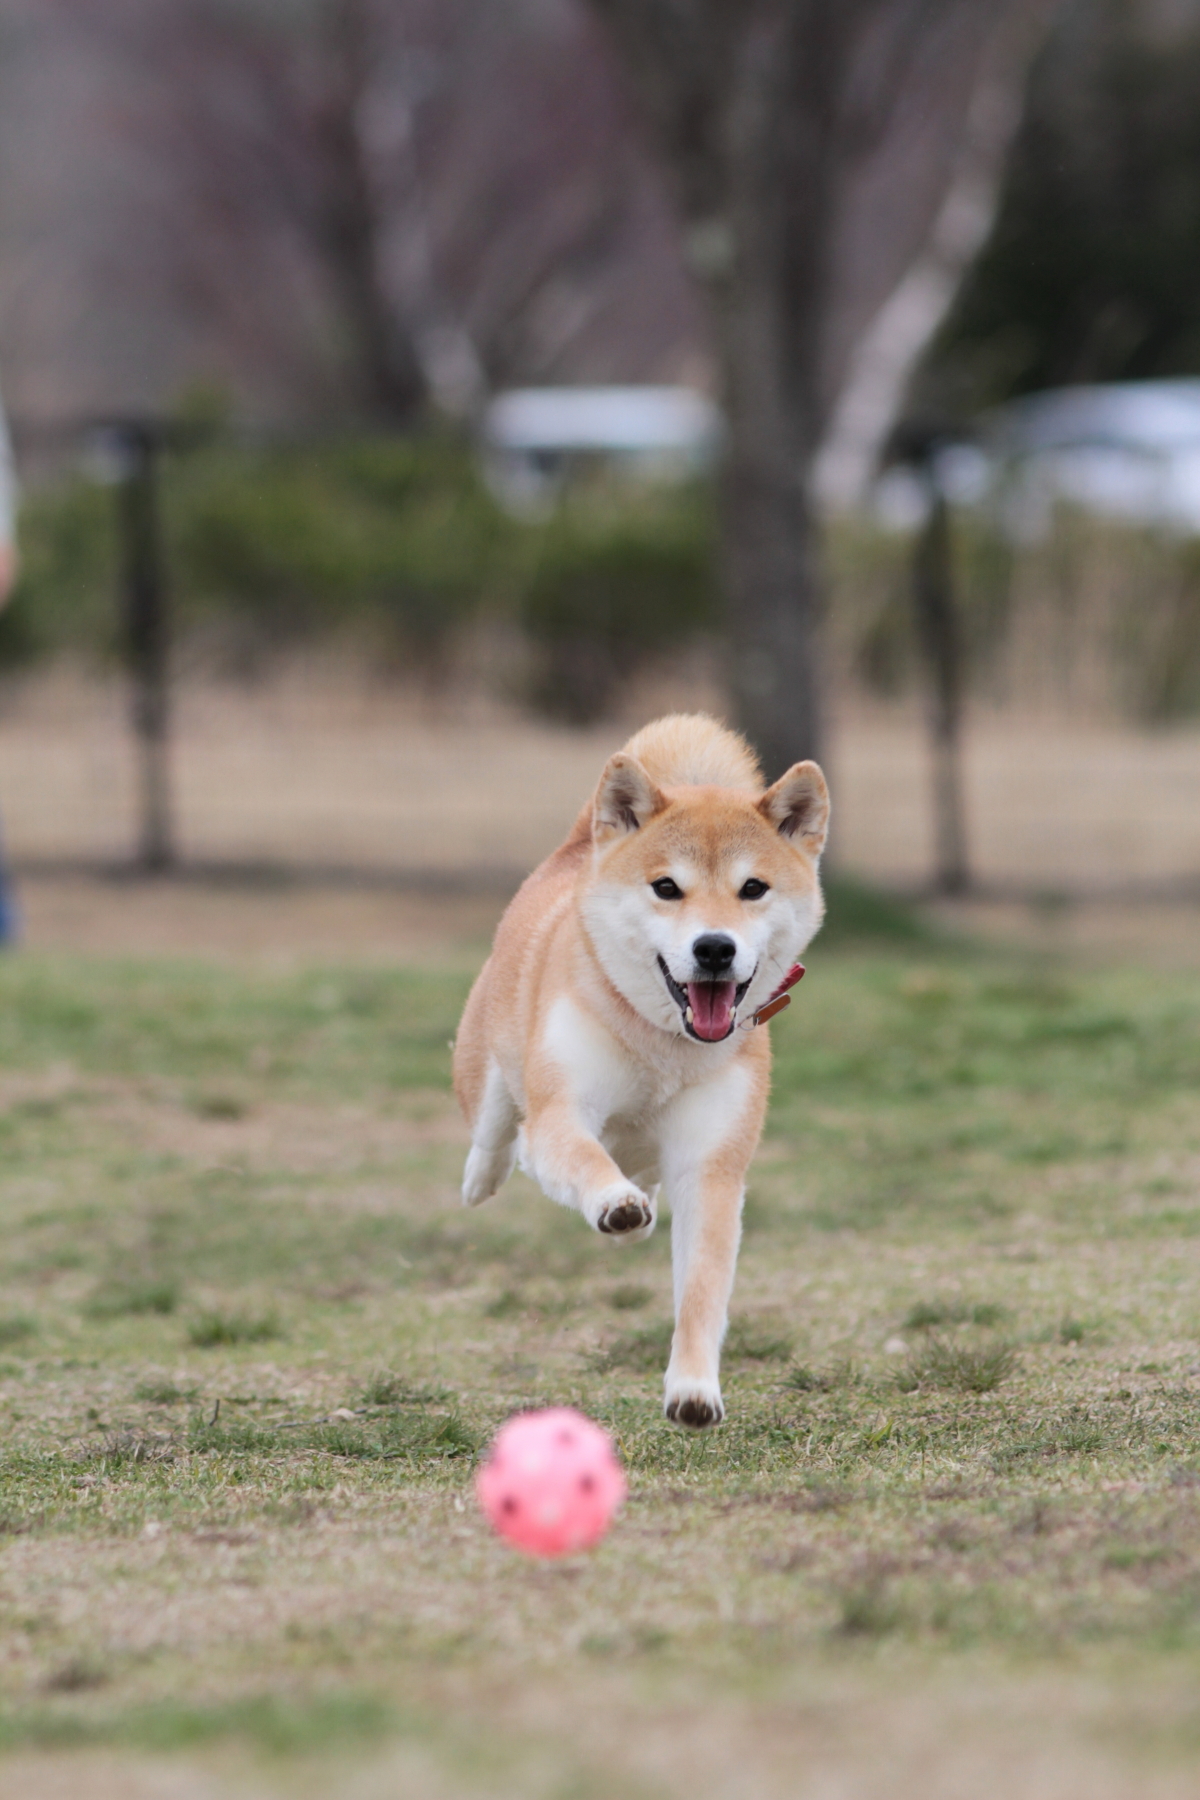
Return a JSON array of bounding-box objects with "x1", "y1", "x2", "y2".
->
[
  {"x1": 664, "y1": 1375, "x2": 724, "y2": 1429},
  {"x1": 588, "y1": 1182, "x2": 656, "y2": 1242}
]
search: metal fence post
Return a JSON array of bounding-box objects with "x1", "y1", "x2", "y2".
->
[
  {"x1": 885, "y1": 419, "x2": 972, "y2": 897},
  {"x1": 912, "y1": 461, "x2": 969, "y2": 895},
  {"x1": 114, "y1": 422, "x2": 174, "y2": 871}
]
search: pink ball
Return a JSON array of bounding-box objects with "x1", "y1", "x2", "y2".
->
[{"x1": 476, "y1": 1407, "x2": 626, "y2": 1558}]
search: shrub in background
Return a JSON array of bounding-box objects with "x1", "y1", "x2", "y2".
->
[
  {"x1": 170, "y1": 433, "x2": 517, "y2": 679},
  {"x1": 0, "y1": 433, "x2": 720, "y2": 723},
  {"x1": 7, "y1": 427, "x2": 1200, "y2": 726},
  {"x1": 0, "y1": 432, "x2": 521, "y2": 679},
  {"x1": 518, "y1": 487, "x2": 718, "y2": 723},
  {"x1": 0, "y1": 476, "x2": 117, "y2": 668},
  {"x1": 825, "y1": 505, "x2": 1200, "y2": 725}
]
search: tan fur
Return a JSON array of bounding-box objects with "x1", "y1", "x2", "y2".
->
[
  {"x1": 620, "y1": 713, "x2": 763, "y2": 791},
  {"x1": 453, "y1": 713, "x2": 830, "y2": 1427}
]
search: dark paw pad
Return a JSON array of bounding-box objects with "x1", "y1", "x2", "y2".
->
[
  {"x1": 598, "y1": 1199, "x2": 651, "y2": 1234},
  {"x1": 665, "y1": 1396, "x2": 723, "y2": 1429}
]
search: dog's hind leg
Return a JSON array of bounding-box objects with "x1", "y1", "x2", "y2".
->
[{"x1": 462, "y1": 1058, "x2": 519, "y2": 1207}]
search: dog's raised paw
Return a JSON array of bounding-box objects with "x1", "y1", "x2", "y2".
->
[
  {"x1": 590, "y1": 1184, "x2": 656, "y2": 1241},
  {"x1": 664, "y1": 1380, "x2": 724, "y2": 1429},
  {"x1": 598, "y1": 1197, "x2": 653, "y2": 1234}
]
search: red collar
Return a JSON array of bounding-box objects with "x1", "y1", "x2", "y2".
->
[{"x1": 746, "y1": 963, "x2": 804, "y2": 1028}]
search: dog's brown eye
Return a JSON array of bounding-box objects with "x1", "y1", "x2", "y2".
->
[
  {"x1": 651, "y1": 877, "x2": 683, "y2": 900},
  {"x1": 739, "y1": 878, "x2": 769, "y2": 900}
]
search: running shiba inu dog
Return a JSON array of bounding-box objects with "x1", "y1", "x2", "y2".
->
[{"x1": 453, "y1": 714, "x2": 829, "y2": 1427}]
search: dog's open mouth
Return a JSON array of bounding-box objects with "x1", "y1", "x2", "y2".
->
[{"x1": 658, "y1": 956, "x2": 752, "y2": 1043}]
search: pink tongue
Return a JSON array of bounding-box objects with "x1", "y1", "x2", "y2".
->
[{"x1": 687, "y1": 981, "x2": 736, "y2": 1041}]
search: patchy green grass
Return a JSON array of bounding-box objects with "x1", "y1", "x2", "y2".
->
[
  {"x1": 895, "y1": 1333, "x2": 1018, "y2": 1394},
  {"x1": 186, "y1": 1309, "x2": 283, "y2": 1348},
  {"x1": 85, "y1": 1278, "x2": 180, "y2": 1320},
  {"x1": 0, "y1": 916, "x2": 1198, "y2": 1796},
  {"x1": 0, "y1": 1689, "x2": 400, "y2": 1754}
]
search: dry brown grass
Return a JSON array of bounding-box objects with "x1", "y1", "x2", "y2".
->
[{"x1": 0, "y1": 668, "x2": 1198, "y2": 900}]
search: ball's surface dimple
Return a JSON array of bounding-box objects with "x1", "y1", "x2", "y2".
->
[{"x1": 476, "y1": 1407, "x2": 626, "y2": 1558}]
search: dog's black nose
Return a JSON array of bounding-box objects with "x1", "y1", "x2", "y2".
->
[{"x1": 692, "y1": 933, "x2": 736, "y2": 976}]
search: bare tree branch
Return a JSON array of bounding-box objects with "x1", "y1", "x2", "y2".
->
[{"x1": 586, "y1": 0, "x2": 1061, "y2": 771}]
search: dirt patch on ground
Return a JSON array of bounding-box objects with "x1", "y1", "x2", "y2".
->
[
  {"x1": 14, "y1": 874, "x2": 504, "y2": 966},
  {"x1": 0, "y1": 670, "x2": 1197, "y2": 899},
  {"x1": 86, "y1": 1084, "x2": 464, "y2": 1180}
]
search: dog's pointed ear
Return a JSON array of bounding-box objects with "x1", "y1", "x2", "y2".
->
[
  {"x1": 757, "y1": 761, "x2": 830, "y2": 858},
  {"x1": 592, "y1": 754, "x2": 668, "y2": 845}
]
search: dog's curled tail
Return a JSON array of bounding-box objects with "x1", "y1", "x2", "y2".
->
[{"x1": 620, "y1": 713, "x2": 762, "y2": 794}]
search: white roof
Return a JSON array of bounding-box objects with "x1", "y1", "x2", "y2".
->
[
  {"x1": 992, "y1": 380, "x2": 1200, "y2": 455},
  {"x1": 984, "y1": 380, "x2": 1200, "y2": 535},
  {"x1": 483, "y1": 386, "x2": 721, "y2": 455}
]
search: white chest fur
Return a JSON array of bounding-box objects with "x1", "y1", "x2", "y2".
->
[{"x1": 539, "y1": 994, "x2": 749, "y2": 1185}]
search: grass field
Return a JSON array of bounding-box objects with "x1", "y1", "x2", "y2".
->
[{"x1": 0, "y1": 881, "x2": 1199, "y2": 1797}]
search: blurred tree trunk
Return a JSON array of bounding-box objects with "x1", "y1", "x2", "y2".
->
[
  {"x1": 313, "y1": 0, "x2": 428, "y2": 422},
  {"x1": 587, "y1": 0, "x2": 1053, "y2": 773}
]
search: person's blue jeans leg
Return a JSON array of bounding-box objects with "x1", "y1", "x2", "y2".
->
[{"x1": 0, "y1": 828, "x2": 18, "y2": 945}]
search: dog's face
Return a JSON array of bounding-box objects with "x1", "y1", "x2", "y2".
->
[{"x1": 580, "y1": 753, "x2": 830, "y2": 1043}]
